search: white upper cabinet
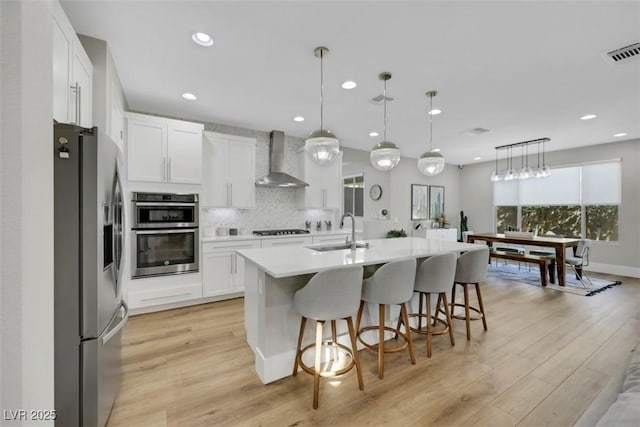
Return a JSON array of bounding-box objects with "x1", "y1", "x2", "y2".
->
[
  {"x1": 125, "y1": 112, "x2": 203, "y2": 184},
  {"x1": 52, "y1": 2, "x2": 93, "y2": 128},
  {"x1": 297, "y1": 151, "x2": 342, "y2": 209},
  {"x1": 78, "y1": 35, "x2": 127, "y2": 151},
  {"x1": 202, "y1": 131, "x2": 256, "y2": 208}
]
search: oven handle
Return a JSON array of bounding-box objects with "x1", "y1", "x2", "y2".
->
[
  {"x1": 133, "y1": 202, "x2": 198, "y2": 207},
  {"x1": 133, "y1": 228, "x2": 197, "y2": 235}
]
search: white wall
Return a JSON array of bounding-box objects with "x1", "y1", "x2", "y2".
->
[
  {"x1": 460, "y1": 139, "x2": 640, "y2": 276},
  {"x1": 1, "y1": 0, "x2": 55, "y2": 424},
  {"x1": 341, "y1": 147, "x2": 463, "y2": 238}
]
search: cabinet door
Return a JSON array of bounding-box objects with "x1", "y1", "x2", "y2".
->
[
  {"x1": 71, "y1": 44, "x2": 93, "y2": 128},
  {"x1": 228, "y1": 142, "x2": 255, "y2": 208},
  {"x1": 167, "y1": 125, "x2": 202, "y2": 184},
  {"x1": 323, "y1": 155, "x2": 342, "y2": 209},
  {"x1": 202, "y1": 252, "x2": 235, "y2": 297},
  {"x1": 52, "y1": 16, "x2": 71, "y2": 124},
  {"x1": 127, "y1": 119, "x2": 166, "y2": 182},
  {"x1": 202, "y1": 137, "x2": 230, "y2": 207},
  {"x1": 109, "y1": 81, "x2": 124, "y2": 150}
]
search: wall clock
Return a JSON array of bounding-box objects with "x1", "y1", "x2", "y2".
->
[{"x1": 370, "y1": 184, "x2": 382, "y2": 201}]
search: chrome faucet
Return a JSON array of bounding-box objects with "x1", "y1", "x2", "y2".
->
[{"x1": 340, "y1": 212, "x2": 357, "y2": 250}]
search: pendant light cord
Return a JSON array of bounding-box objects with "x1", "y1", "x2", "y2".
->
[
  {"x1": 383, "y1": 78, "x2": 387, "y2": 141},
  {"x1": 429, "y1": 94, "x2": 433, "y2": 151},
  {"x1": 319, "y1": 49, "x2": 324, "y2": 130}
]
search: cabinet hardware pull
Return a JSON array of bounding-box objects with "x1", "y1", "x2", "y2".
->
[
  {"x1": 168, "y1": 158, "x2": 172, "y2": 181},
  {"x1": 230, "y1": 183, "x2": 233, "y2": 206},
  {"x1": 70, "y1": 83, "x2": 79, "y2": 124},
  {"x1": 161, "y1": 157, "x2": 166, "y2": 181},
  {"x1": 77, "y1": 84, "x2": 82, "y2": 125}
]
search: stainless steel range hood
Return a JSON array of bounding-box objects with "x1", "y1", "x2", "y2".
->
[{"x1": 255, "y1": 130, "x2": 309, "y2": 188}]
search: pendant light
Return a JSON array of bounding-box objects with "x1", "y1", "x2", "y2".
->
[
  {"x1": 370, "y1": 72, "x2": 401, "y2": 171},
  {"x1": 540, "y1": 138, "x2": 551, "y2": 177},
  {"x1": 519, "y1": 143, "x2": 533, "y2": 179},
  {"x1": 417, "y1": 90, "x2": 445, "y2": 176},
  {"x1": 504, "y1": 146, "x2": 516, "y2": 181},
  {"x1": 305, "y1": 46, "x2": 339, "y2": 165},
  {"x1": 490, "y1": 149, "x2": 502, "y2": 182}
]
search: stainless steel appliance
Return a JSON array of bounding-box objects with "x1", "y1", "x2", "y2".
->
[
  {"x1": 131, "y1": 192, "x2": 199, "y2": 278},
  {"x1": 54, "y1": 123, "x2": 127, "y2": 427},
  {"x1": 252, "y1": 229, "x2": 311, "y2": 236}
]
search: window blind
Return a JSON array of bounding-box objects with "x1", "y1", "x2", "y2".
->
[{"x1": 582, "y1": 161, "x2": 621, "y2": 204}]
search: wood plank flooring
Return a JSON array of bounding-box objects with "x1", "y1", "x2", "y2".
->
[{"x1": 107, "y1": 273, "x2": 639, "y2": 427}]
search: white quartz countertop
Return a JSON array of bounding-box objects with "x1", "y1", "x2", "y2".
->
[
  {"x1": 237, "y1": 237, "x2": 484, "y2": 278},
  {"x1": 201, "y1": 230, "x2": 349, "y2": 243}
]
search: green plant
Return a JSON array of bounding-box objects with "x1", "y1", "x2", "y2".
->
[{"x1": 386, "y1": 229, "x2": 407, "y2": 238}]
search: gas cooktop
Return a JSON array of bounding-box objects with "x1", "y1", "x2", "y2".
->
[{"x1": 252, "y1": 229, "x2": 310, "y2": 236}]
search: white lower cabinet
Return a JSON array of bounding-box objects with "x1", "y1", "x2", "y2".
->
[
  {"x1": 202, "y1": 240, "x2": 260, "y2": 297},
  {"x1": 127, "y1": 275, "x2": 203, "y2": 311},
  {"x1": 425, "y1": 228, "x2": 458, "y2": 241}
]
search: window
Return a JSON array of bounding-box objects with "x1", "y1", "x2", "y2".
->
[
  {"x1": 496, "y1": 206, "x2": 517, "y2": 233},
  {"x1": 493, "y1": 160, "x2": 620, "y2": 241},
  {"x1": 343, "y1": 174, "x2": 364, "y2": 216},
  {"x1": 521, "y1": 205, "x2": 581, "y2": 237}
]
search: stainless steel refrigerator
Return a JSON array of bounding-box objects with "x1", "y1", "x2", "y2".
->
[{"x1": 54, "y1": 123, "x2": 127, "y2": 427}]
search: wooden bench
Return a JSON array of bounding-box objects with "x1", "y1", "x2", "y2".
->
[{"x1": 490, "y1": 250, "x2": 556, "y2": 286}]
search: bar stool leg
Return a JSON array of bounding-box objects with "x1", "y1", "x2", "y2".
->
[
  {"x1": 451, "y1": 284, "x2": 457, "y2": 316},
  {"x1": 426, "y1": 293, "x2": 433, "y2": 358},
  {"x1": 355, "y1": 300, "x2": 365, "y2": 337},
  {"x1": 313, "y1": 320, "x2": 324, "y2": 409},
  {"x1": 401, "y1": 303, "x2": 416, "y2": 364},
  {"x1": 346, "y1": 317, "x2": 364, "y2": 390},
  {"x1": 475, "y1": 283, "x2": 488, "y2": 331},
  {"x1": 418, "y1": 292, "x2": 424, "y2": 331},
  {"x1": 378, "y1": 304, "x2": 385, "y2": 379},
  {"x1": 463, "y1": 284, "x2": 471, "y2": 341},
  {"x1": 441, "y1": 292, "x2": 455, "y2": 347},
  {"x1": 293, "y1": 316, "x2": 307, "y2": 376},
  {"x1": 433, "y1": 294, "x2": 442, "y2": 327}
]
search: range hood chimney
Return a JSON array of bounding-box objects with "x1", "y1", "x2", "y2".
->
[{"x1": 255, "y1": 131, "x2": 309, "y2": 188}]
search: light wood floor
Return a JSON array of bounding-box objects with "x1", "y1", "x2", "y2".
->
[{"x1": 108, "y1": 272, "x2": 639, "y2": 427}]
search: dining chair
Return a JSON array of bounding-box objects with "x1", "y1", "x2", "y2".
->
[{"x1": 566, "y1": 239, "x2": 594, "y2": 287}]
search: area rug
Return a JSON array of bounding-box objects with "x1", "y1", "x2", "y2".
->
[{"x1": 488, "y1": 262, "x2": 622, "y2": 296}]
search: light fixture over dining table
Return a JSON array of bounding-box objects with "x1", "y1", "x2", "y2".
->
[{"x1": 491, "y1": 138, "x2": 551, "y2": 182}]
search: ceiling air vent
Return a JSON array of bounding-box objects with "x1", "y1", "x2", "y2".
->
[
  {"x1": 369, "y1": 94, "x2": 394, "y2": 105},
  {"x1": 464, "y1": 127, "x2": 490, "y2": 136},
  {"x1": 605, "y1": 42, "x2": 640, "y2": 64}
]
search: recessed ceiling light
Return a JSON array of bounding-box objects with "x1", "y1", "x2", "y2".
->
[
  {"x1": 192, "y1": 32, "x2": 214, "y2": 47},
  {"x1": 293, "y1": 116, "x2": 305, "y2": 122},
  {"x1": 341, "y1": 81, "x2": 357, "y2": 89},
  {"x1": 182, "y1": 92, "x2": 197, "y2": 101},
  {"x1": 432, "y1": 148, "x2": 441, "y2": 152},
  {"x1": 428, "y1": 109, "x2": 442, "y2": 115},
  {"x1": 473, "y1": 156, "x2": 482, "y2": 161},
  {"x1": 580, "y1": 114, "x2": 597, "y2": 120},
  {"x1": 368, "y1": 131, "x2": 379, "y2": 137},
  {"x1": 613, "y1": 132, "x2": 627, "y2": 137}
]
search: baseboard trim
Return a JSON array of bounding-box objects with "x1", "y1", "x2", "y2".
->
[
  {"x1": 587, "y1": 262, "x2": 640, "y2": 279},
  {"x1": 129, "y1": 292, "x2": 244, "y2": 316}
]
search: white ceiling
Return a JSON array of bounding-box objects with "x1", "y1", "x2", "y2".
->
[{"x1": 61, "y1": 0, "x2": 640, "y2": 165}]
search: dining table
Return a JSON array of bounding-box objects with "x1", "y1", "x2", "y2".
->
[{"x1": 466, "y1": 233, "x2": 581, "y2": 286}]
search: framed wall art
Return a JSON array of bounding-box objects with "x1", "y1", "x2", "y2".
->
[
  {"x1": 429, "y1": 185, "x2": 445, "y2": 219},
  {"x1": 411, "y1": 184, "x2": 429, "y2": 220}
]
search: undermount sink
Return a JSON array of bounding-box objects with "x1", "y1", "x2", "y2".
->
[{"x1": 308, "y1": 242, "x2": 370, "y2": 252}]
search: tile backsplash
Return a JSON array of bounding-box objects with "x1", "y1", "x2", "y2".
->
[{"x1": 200, "y1": 121, "x2": 338, "y2": 231}]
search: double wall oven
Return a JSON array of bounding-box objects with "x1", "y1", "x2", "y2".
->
[{"x1": 131, "y1": 192, "x2": 199, "y2": 278}]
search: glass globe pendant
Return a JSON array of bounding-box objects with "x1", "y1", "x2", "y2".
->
[
  {"x1": 418, "y1": 90, "x2": 445, "y2": 176},
  {"x1": 305, "y1": 47, "x2": 339, "y2": 164},
  {"x1": 370, "y1": 72, "x2": 400, "y2": 171}
]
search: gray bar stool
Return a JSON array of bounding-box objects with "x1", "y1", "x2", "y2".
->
[
  {"x1": 292, "y1": 265, "x2": 364, "y2": 409},
  {"x1": 408, "y1": 252, "x2": 457, "y2": 357},
  {"x1": 451, "y1": 247, "x2": 490, "y2": 340},
  {"x1": 355, "y1": 258, "x2": 417, "y2": 379}
]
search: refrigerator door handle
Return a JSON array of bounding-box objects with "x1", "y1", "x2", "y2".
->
[{"x1": 102, "y1": 302, "x2": 128, "y2": 345}]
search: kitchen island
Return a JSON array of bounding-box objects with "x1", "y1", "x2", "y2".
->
[{"x1": 237, "y1": 237, "x2": 483, "y2": 384}]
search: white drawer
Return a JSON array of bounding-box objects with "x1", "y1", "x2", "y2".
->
[
  {"x1": 203, "y1": 240, "x2": 260, "y2": 253},
  {"x1": 261, "y1": 236, "x2": 313, "y2": 247}
]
